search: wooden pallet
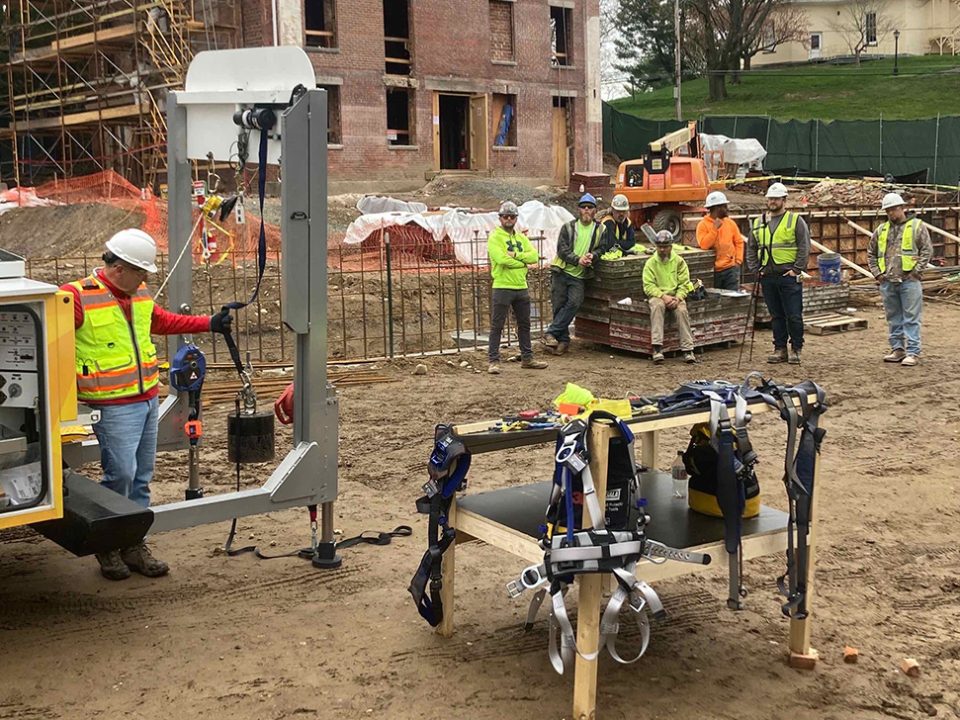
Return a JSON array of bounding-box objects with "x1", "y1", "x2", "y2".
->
[{"x1": 804, "y1": 312, "x2": 868, "y2": 335}]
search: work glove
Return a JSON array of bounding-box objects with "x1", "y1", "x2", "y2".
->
[{"x1": 209, "y1": 307, "x2": 233, "y2": 335}]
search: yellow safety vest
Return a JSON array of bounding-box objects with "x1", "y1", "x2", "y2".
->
[
  {"x1": 70, "y1": 274, "x2": 158, "y2": 402},
  {"x1": 752, "y1": 211, "x2": 798, "y2": 266},
  {"x1": 877, "y1": 219, "x2": 919, "y2": 274}
]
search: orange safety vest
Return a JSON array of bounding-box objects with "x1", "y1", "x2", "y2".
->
[{"x1": 69, "y1": 274, "x2": 158, "y2": 402}]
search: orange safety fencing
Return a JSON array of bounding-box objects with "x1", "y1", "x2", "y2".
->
[{"x1": 20, "y1": 170, "x2": 282, "y2": 262}]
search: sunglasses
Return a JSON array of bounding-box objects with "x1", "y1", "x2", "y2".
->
[{"x1": 579, "y1": 204, "x2": 596, "y2": 210}]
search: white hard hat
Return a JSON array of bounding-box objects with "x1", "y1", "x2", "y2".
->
[
  {"x1": 105, "y1": 228, "x2": 158, "y2": 273},
  {"x1": 881, "y1": 192, "x2": 906, "y2": 210},
  {"x1": 611, "y1": 194, "x2": 630, "y2": 211},
  {"x1": 654, "y1": 230, "x2": 674, "y2": 245},
  {"x1": 766, "y1": 182, "x2": 788, "y2": 199},
  {"x1": 498, "y1": 200, "x2": 519, "y2": 215},
  {"x1": 704, "y1": 191, "x2": 729, "y2": 209}
]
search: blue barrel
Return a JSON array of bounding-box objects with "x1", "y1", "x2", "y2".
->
[{"x1": 818, "y1": 252, "x2": 842, "y2": 284}]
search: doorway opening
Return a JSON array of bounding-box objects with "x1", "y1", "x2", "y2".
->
[
  {"x1": 438, "y1": 94, "x2": 469, "y2": 170},
  {"x1": 552, "y1": 96, "x2": 573, "y2": 184}
]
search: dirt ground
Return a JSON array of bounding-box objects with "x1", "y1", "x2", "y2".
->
[{"x1": 2, "y1": 298, "x2": 960, "y2": 720}]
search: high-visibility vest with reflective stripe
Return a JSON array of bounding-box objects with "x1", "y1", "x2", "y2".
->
[
  {"x1": 70, "y1": 274, "x2": 158, "y2": 402},
  {"x1": 752, "y1": 211, "x2": 798, "y2": 266},
  {"x1": 877, "y1": 219, "x2": 919, "y2": 274}
]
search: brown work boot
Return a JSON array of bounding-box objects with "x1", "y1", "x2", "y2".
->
[
  {"x1": 487, "y1": 363, "x2": 501, "y2": 375},
  {"x1": 556, "y1": 341, "x2": 570, "y2": 355},
  {"x1": 901, "y1": 354, "x2": 919, "y2": 367},
  {"x1": 652, "y1": 350, "x2": 665, "y2": 364},
  {"x1": 788, "y1": 349, "x2": 801, "y2": 365},
  {"x1": 121, "y1": 542, "x2": 169, "y2": 578},
  {"x1": 683, "y1": 351, "x2": 698, "y2": 364},
  {"x1": 521, "y1": 358, "x2": 548, "y2": 369},
  {"x1": 541, "y1": 334, "x2": 559, "y2": 348},
  {"x1": 767, "y1": 347, "x2": 788, "y2": 364},
  {"x1": 96, "y1": 550, "x2": 131, "y2": 581},
  {"x1": 883, "y1": 348, "x2": 906, "y2": 363}
]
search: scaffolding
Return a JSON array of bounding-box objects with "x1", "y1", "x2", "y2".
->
[{"x1": 2, "y1": 0, "x2": 238, "y2": 189}]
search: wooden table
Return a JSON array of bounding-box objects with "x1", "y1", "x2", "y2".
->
[{"x1": 435, "y1": 397, "x2": 823, "y2": 720}]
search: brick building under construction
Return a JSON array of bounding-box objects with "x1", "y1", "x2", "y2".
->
[{"x1": 2, "y1": 0, "x2": 602, "y2": 191}]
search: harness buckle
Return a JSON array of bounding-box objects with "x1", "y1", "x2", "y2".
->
[
  {"x1": 421, "y1": 478, "x2": 439, "y2": 499},
  {"x1": 506, "y1": 580, "x2": 523, "y2": 599}
]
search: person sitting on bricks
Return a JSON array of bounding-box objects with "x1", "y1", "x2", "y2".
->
[
  {"x1": 486, "y1": 200, "x2": 548, "y2": 375},
  {"x1": 61, "y1": 229, "x2": 234, "y2": 581},
  {"x1": 642, "y1": 230, "x2": 698, "y2": 365},
  {"x1": 542, "y1": 193, "x2": 610, "y2": 355}
]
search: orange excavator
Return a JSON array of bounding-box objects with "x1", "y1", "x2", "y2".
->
[{"x1": 613, "y1": 121, "x2": 719, "y2": 241}]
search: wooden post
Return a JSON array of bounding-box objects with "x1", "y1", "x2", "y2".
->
[
  {"x1": 572, "y1": 421, "x2": 614, "y2": 720},
  {"x1": 788, "y1": 415, "x2": 822, "y2": 669},
  {"x1": 437, "y1": 495, "x2": 457, "y2": 638},
  {"x1": 638, "y1": 429, "x2": 659, "y2": 469}
]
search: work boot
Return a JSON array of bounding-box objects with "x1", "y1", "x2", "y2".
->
[
  {"x1": 884, "y1": 348, "x2": 906, "y2": 363},
  {"x1": 556, "y1": 341, "x2": 570, "y2": 355},
  {"x1": 487, "y1": 363, "x2": 501, "y2": 375},
  {"x1": 901, "y1": 354, "x2": 919, "y2": 367},
  {"x1": 683, "y1": 351, "x2": 698, "y2": 364},
  {"x1": 541, "y1": 334, "x2": 559, "y2": 348},
  {"x1": 788, "y1": 349, "x2": 801, "y2": 365},
  {"x1": 767, "y1": 347, "x2": 788, "y2": 364},
  {"x1": 96, "y1": 550, "x2": 131, "y2": 581},
  {"x1": 121, "y1": 543, "x2": 169, "y2": 578},
  {"x1": 521, "y1": 358, "x2": 548, "y2": 370},
  {"x1": 652, "y1": 349, "x2": 665, "y2": 364}
]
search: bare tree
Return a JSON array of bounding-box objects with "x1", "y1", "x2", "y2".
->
[
  {"x1": 834, "y1": 0, "x2": 896, "y2": 64},
  {"x1": 740, "y1": 3, "x2": 810, "y2": 71},
  {"x1": 687, "y1": 0, "x2": 794, "y2": 100}
]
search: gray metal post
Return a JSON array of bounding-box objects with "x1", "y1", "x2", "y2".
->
[{"x1": 156, "y1": 93, "x2": 193, "y2": 451}]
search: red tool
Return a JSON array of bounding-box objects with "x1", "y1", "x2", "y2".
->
[{"x1": 274, "y1": 382, "x2": 295, "y2": 425}]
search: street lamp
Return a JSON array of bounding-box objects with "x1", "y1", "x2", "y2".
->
[{"x1": 893, "y1": 29, "x2": 900, "y2": 75}]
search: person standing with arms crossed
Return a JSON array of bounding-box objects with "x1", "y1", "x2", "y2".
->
[
  {"x1": 542, "y1": 193, "x2": 609, "y2": 355},
  {"x1": 746, "y1": 182, "x2": 810, "y2": 365},
  {"x1": 697, "y1": 190, "x2": 743, "y2": 291},
  {"x1": 486, "y1": 201, "x2": 548, "y2": 374}
]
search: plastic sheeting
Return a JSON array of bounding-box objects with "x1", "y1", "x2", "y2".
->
[
  {"x1": 356, "y1": 196, "x2": 428, "y2": 214},
  {"x1": 699, "y1": 133, "x2": 767, "y2": 180},
  {"x1": 343, "y1": 200, "x2": 575, "y2": 266}
]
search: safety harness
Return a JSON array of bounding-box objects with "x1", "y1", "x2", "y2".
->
[
  {"x1": 507, "y1": 412, "x2": 710, "y2": 674},
  {"x1": 408, "y1": 424, "x2": 472, "y2": 627},
  {"x1": 752, "y1": 376, "x2": 827, "y2": 619}
]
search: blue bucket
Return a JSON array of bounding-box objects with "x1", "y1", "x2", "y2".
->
[{"x1": 818, "y1": 253, "x2": 842, "y2": 284}]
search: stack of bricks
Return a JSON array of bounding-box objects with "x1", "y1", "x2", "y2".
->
[{"x1": 574, "y1": 246, "x2": 752, "y2": 355}]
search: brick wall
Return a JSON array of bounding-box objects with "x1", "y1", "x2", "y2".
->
[
  {"x1": 246, "y1": 0, "x2": 599, "y2": 186},
  {"x1": 240, "y1": 0, "x2": 271, "y2": 47}
]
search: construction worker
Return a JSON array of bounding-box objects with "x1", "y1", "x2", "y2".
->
[
  {"x1": 697, "y1": 190, "x2": 743, "y2": 290},
  {"x1": 643, "y1": 230, "x2": 697, "y2": 364},
  {"x1": 746, "y1": 182, "x2": 810, "y2": 365},
  {"x1": 486, "y1": 201, "x2": 548, "y2": 374},
  {"x1": 61, "y1": 229, "x2": 233, "y2": 580},
  {"x1": 867, "y1": 193, "x2": 933, "y2": 367},
  {"x1": 542, "y1": 193, "x2": 609, "y2": 354},
  {"x1": 602, "y1": 194, "x2": 636, "y2": 253}
]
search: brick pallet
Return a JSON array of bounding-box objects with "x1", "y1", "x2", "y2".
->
[
  {"x1": 576, "y1": 246, "x2": 749, "y2": 356},
  {"x1": 752, "y1": 281, "x2": 851, "y2": 326}
]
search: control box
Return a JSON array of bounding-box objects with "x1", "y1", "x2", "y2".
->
[{"x1": 0, "y1": 308, "x2": 41, "y2": 409}]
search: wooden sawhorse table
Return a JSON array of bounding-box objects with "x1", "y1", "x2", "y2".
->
[{"x1": 435, "y1": 397, "x2": 822, "y2": 719}]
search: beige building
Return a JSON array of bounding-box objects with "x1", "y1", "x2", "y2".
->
[{"x1": 754, "y1": 0, "x2": 960, "y2": 65}]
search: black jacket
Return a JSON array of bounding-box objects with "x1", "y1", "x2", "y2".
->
[{"x1": 552, "y1": 220, "x2": 610, "y2": 280}]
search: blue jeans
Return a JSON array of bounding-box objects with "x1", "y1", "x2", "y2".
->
[
  {"x1": 879, "y1": 279, "x2": 923, "y2": 356},
  {"x1": 714, "y1": 266, "x2": 741, "y2": 291},
  {"x1": 761, "y1": 272, "x2": 804, "y2": 351},
  {"x1": 546, "y1": 270, "x2": 585, "y2": 343},
  {"x1": 91, "y1": 397, "x2": 159, "y2": 508}
]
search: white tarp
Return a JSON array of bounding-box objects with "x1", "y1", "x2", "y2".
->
[
  {"x1": 356, "y1": 195, "x2": 428, "y2": 215},
  {"x1": 342, "y1": 200, "x2": 575, "y2": 266},
  {"x1": 699, "y1": 133, "x2": 767, "y2": 181}
]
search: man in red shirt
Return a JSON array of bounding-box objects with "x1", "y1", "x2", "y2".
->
[{"x1": 61, "y1": 229, "x2": 232, "y2": 580}]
